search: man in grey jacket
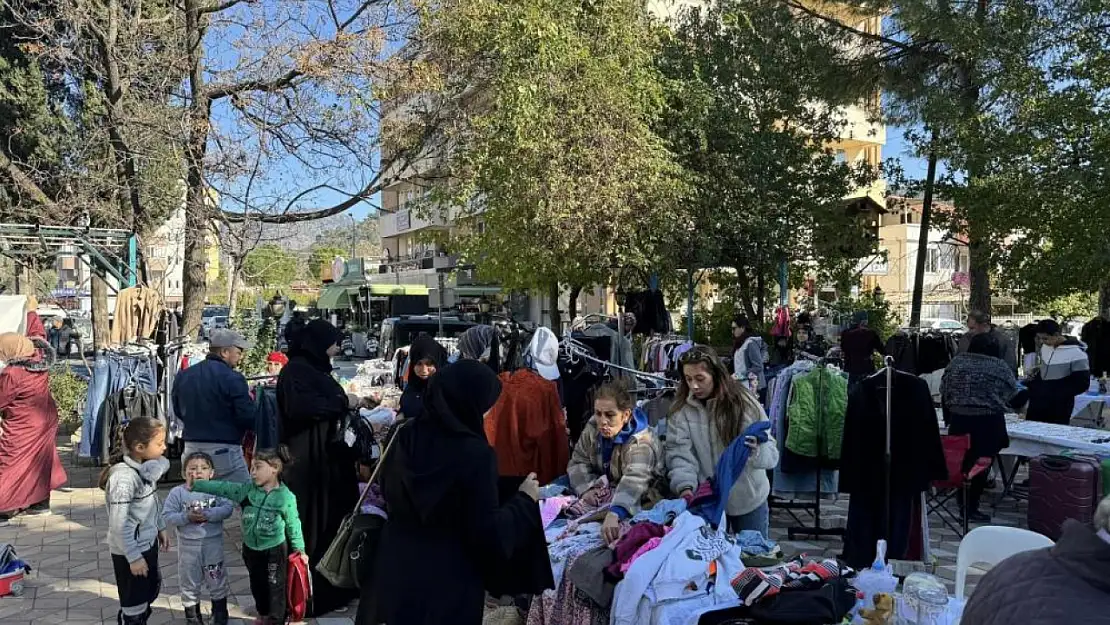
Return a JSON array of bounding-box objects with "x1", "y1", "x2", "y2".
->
[{"x1": 959, "y1": 310, "x2": 1018, "y2": 375}]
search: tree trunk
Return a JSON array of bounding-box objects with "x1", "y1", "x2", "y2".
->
[
  {"x1": 99, "y1": 0, "x2": 145, "y2": 232},
  {"x1": 735, "y1": 267, "x2": 758, "y2": 321},
  {"x1": 227, "y1": 264, "x2": 241, "y2": 320},
  {"x1": 91, "y1": 271, "x2": 110, "y2": 349},
  {"x1": 963, "y1": 0, "x2": 992, "y2": 318},
  {"x1": 756, "y1": 266, "x2": 766, "y2": 324},
  {"x1": 548, "y1": 282, "x2": 562, "y2": 336},
  {"x1": 1099, "y1": 281, "x2": 1110, "y2": 319},
  {"x1": 910, "y1": 149, "x2": 938, "y2": 327},
  {"x1": 568, "y1": 284, "x2": 583, "y2": 321},
  {"x1": 181, "y1": 0, "x2": 210, "y2": 338}
]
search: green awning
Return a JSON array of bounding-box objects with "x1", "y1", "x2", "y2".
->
[
  {"x1": 456, "y1": 286, "x2": 502, "y2": 296},
  {"x1": 317, "y1": 285, "x2": 356, "y2": 309},
  {"x1": 367, "y1": 284, "x2": 429, "y2": 296}
]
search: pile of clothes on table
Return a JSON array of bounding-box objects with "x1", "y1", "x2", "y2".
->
[{"x1": 527, "y1": 474, "x2": 862, "y2": 625}]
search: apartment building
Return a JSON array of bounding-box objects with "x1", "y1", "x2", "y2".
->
[{"x1": 858, "y1": 197, "x2": 971, "y2": 320}]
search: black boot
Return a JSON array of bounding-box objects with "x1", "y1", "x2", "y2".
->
[
  {"x1": 120, "y1": 610, "x2": 150, "y2": 625},
  {"x1": 184, "y1": 605, "x2": 205, "y2": 625},
  {"x1": 211, "y1": 599, "x2": 229, "y2": 625}
]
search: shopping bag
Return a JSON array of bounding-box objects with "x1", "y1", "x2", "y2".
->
[
  {"x1": 287, "y1": 552, "x2": 312, "y2": 622},
  {"x1": 315, "y1": 420, "x2": 408, "y2": 589}
]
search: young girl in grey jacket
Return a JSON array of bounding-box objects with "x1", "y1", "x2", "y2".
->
[
  {"x1": 100, "y1": 417, "x2": 171, "y2": 625},
  {"x1": 665, "y1": 346, "x2": 779, "y2": 535}
]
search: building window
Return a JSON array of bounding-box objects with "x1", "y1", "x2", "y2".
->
[{"x1": 835, "y1": 150, "x2": 847, "y2": 164}]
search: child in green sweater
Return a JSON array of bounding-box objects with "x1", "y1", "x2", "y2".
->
[{"x1": 192, "y1": 446, "x2": 305, "y2": 625}]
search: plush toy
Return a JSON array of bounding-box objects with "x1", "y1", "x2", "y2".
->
[{"x1": 858, "y1": 592, "x2": 894, "y2": 625}]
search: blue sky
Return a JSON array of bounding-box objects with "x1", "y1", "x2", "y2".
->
[{"x1": 885, "y1": 125, "x2": 928, "y2": 180}]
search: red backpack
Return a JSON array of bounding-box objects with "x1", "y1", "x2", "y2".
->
[{"x1": 287, "y1": 553, "x2": 312, "y2": 622}]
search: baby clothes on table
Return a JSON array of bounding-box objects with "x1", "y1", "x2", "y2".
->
[
  {"x1": 606, "y1": 521, "x2": 667, "y2": 578},
  {"x1": 734, "y1": 530, "x2": 776, "y2": 557},
  {"x1": 566, "y1": 477, "x2": 613, "y2": 519},
  {"x1": 631, "y1": 498, "x2": 688, "y2": 525},
  {"x1": 620, "y1": 536, "x2": 664, "y2": 574},
  {"x1": 730, "y1": 557, "x2": 852, "y2": 606},
  {"x1": 540, "y1": 495, "x2": 577, "y2": 529},
  {"x1": 547, "y1": 523, "x2": 604, "y2": 590}
]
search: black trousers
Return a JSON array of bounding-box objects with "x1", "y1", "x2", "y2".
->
[
  {"x1": 112, "y1": 546, "x2": 161, "y2": 618},
  {"x1": 243, "y1": 544, "x2": 287, "y2": 623}
]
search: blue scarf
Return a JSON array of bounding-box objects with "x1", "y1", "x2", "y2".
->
[{"x1": 691, "y1": 419, "x2": 773, "y2": 526}]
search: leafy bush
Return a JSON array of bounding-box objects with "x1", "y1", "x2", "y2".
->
[
  {"x1": 49, "y1": 368, "x2": 88, "y2": 432},
  {"x1": 232, "y1": 312, "x2": 278, "y2": 377}
]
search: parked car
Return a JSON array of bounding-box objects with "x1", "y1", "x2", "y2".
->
[
  {"x1": 201, "y1": 306, "x2": 230, "y2": 338},
  {"x1": 920, "y1": 318, "x2": 966, "y2": 332}
]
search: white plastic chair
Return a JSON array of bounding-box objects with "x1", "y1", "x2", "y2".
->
[{"x1": 954, "y1": 525, "x2": 1054, "y2": 599}]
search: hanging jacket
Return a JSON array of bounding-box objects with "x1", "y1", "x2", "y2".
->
[
  {"x1": 785, "y1": 367, "x2": 848, "y2": 460},
  {"x1": 483, "y1": 369, "x2": 568, "y2": 484},
  {"x1": 568, "y1": 408, "x2": 662, "y2": 518}
]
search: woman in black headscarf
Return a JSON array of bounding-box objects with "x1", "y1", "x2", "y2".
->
[
  {"x1": 457, "y1": 325, "x2": 501, "y2": 372},
  {"x1": 367, "y1": 360, "x2": 546, "y2": 625},
  {"x1": 276, "y1": 318, "x2": 359, "y2": 616},
  {"x1": 397, "y1": 334, "x2": 448, "y2": 420}
]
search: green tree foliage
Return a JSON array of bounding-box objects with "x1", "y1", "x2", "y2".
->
[
  {"x1": 243, "y1": 244, "x2": 298, "y2": 288},
  {"x1": 656, "y1": 0, "x2": 879, "y2": 319},
  {"x1": 308, "y1": 246, "x2": 349, "y2": 281},
  {"x1": 422, "y1": 0, "x2": 685, "y2": 296},
  {"x1": 796, "y1": 0, "x2": 1096, "y2": 313},
  {"x1": 989, "y1": 8, "x2": 1110, "y2": 314}
]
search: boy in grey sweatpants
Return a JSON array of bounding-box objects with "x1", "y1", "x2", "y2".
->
[{"x1": 163, "y1": 452, "x2": 234, "y2": 625}]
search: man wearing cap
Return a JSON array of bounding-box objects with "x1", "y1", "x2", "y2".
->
[{"x1": 173, "y1": 329, "x2": 257, "y2": 482}]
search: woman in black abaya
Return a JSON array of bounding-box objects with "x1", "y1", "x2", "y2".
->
[
  {"x1": 397, "y1": 334, "x2": 448, "y2": 420},
  {"x1": 277, "y1": 319, "x2": 359, "y2": 616},
  {"x1": 367, "y1": 360, "x2": 549, "y2": 625}
]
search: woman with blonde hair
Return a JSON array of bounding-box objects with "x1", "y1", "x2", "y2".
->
[
  {"x1": 665, "y1": 345, "x2": 778, "y2": 535},
  {"x1": 0, "y1": 332, "x2": 67, "y2": 524}
]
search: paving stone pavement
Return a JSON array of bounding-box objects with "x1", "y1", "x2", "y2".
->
[{"x1": 0, "y1": 439, "x2": 1029, "y2": 624}]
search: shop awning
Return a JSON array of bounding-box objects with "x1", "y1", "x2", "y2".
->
[
  {"x1": 317, "y1": 285, "x2": 358, "y2": 310},
  {"x1": 367, "y1": 284, "x2": 429, "y2": 296},
  {"x1": 456, "y1": 286, "x2": 502, "y2": 296}
]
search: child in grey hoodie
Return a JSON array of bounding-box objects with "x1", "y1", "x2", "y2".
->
[
  {"x1": 162, "y1": 452, "x2": 235, "y2": 625},
  {"x1": 99, "y1": 417, "x2": 171, "y2": 625}
]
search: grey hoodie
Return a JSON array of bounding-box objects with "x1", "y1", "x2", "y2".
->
[
  {"x1": 733, "y1": 336, "x2": 766, "y2": 390},
  {"x1": 161, "y1": 484, "x2": 234, "y2": 541},
  {"x1": 105, "y1": 456, "x2": 170, "y2": 563}
]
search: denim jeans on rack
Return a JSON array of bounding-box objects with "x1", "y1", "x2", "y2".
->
[{"x1": 80, "y1": 353, "x2": 159, "y2": 460}]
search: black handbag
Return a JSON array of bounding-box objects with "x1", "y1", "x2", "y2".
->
[{"x1": 316, "y1": 420, "x2": 406, "y2": 589}]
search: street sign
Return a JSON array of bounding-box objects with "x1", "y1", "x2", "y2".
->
[{"x1": 428, "y1": 287, "x2": 456, "y2": 308}]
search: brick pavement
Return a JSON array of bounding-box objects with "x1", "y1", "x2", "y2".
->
[{"x1": 0, "y1": 439, "x2": 1027, "y2": 624}]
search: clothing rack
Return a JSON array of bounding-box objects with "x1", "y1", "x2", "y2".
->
[
  {"x1": 560, "y1": 337, "x2": 675, "y2": 386},
  {"x1": 772, "y1": 354, "x2": 847, "y2": 541}
]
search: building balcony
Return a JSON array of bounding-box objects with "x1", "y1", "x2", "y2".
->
[{"x1": 380, "y1": 206, "x2": 451, "y2": 238}]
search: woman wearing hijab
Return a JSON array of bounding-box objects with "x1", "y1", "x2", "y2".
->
[
  {"x1": 397, "y1": 334, "x2": 448, "y2": 420},
  {"x1": 276, "y1": 319, "x2": 359, "y2": 616},
  {"x1": 368, "y1": 360, "x2": 545, "y2": 625},
  {"x1": 0, "y1": 333, "x2": 67, "y2": 524},
  {"x1": 457, "y1": 325, "x2": 500, "y2": 371}
]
